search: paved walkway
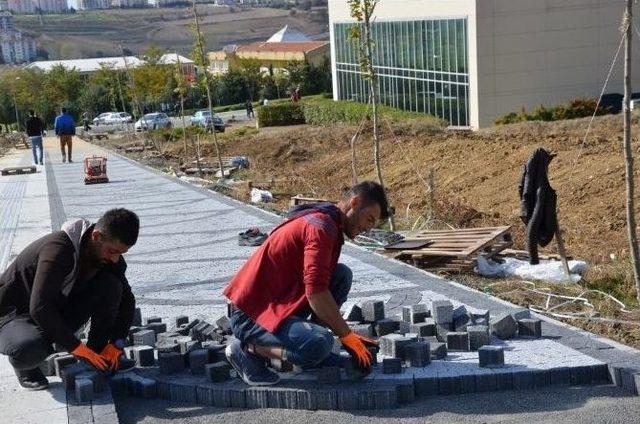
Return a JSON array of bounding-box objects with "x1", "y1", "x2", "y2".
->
[{"x1": 1, "y1": 137, "x2": 640, "y2": 422}]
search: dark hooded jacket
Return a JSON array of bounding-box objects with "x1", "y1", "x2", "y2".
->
[{"x1": 519, "y1": 148, "x2": 558, "y2": 264}]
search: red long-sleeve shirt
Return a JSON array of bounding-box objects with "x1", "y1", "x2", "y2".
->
[{"x1": 223, "y1": 209, "x2": 344, "y2": 333}]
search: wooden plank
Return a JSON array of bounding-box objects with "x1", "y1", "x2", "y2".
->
[{"x1": 460, "y1": 226, "x2": 512, "y2": 256}]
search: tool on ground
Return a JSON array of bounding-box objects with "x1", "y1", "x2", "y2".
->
[
  {"x1": 1, "y1": 165, "x2": 36, "y2": 176},
  {"x1": 84, "y1": 155, "x2": 109, "y2": 184}
]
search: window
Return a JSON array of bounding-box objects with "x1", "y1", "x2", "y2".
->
[{"x1": 334, "y1": 18, "x2": 470, "y2": 126}]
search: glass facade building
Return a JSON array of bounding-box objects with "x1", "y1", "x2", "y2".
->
[{"x1": 334, "y1": 18, "x2": 469, "y2": 126}]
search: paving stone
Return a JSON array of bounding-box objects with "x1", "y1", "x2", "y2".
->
[
  {"x1": 414, "y1": 375, "x2": 438, "y2": 397},
  {"x1": 132, "y1": 307, "x2": 142, "y2": 326},
  {"x1": 60, "y1": 362, "x2": 92, "y2": 390},
  {"x1": 570, "y1": 365, "x2": 593, "y2": 386},
  {"x1": 145, "y1": 316, "x2": 162, "y2": 324},
  {"x1": 431, "y1": 300, "x2": 453, "y2": 324},
  {"x1": 430, "y1": 342, "x2": 447, "y2": 360},
  {"x1": 132, "y1": 345, "x2": 155, "y2": 367},
  {"x1": 446, "y1": 332, "x2": 469, "y2": 351},
  {"x1": 317, "y1": 366, "x2": 341, "y2": 384},
  {"x1": 398, "y1": 321, "x2": 412, "y2": 335},
  {"x1": 336, "y1": 388, "x2": 360, "y2": 410},
  {"x1": 204, "y1": 343, "x2": 227, "y2": 363},
  {"x1": 435, "y1": 323, "x2": 452, "y2": 342},
  {"x1": 489, "y1": 312, "x2": 518, "y2": 340},
  {"x1": 494, "y1": 370, "x2": 514, "y2": 391},
  {"x1": 410, "y1": 319, "x2": 436, "y2": 337},
  {"x1": 533, "y1": 369, "x2": 551, "y2": 388},
  {"x1": 267, "y1": 387, "x2": 300, "y2": 409},
  {"x1": 591, "y1": 364, "x2": 611, "y2": 384},
  {"x1": 189, "y1": 349, "x2": 210, "y2": 375},
  {"x1": 361, "y1": 299, "x2": 385, "y2": 322},
  {"x1": 159, "y1": 352, "x2": 185, "y2": 374},
  {"x1": 478, "y1": 346, "x2": 504, "y2": 368},
  {"x1": 124, "y1": 346, "x2": 135, "y2": 359},
  {"x1": 517, "y1": 318, "x2": 542, "y2": 339},
  {"x1": 343, "y1": 304, "x2": 364, "y2": 322},
  {"x1": 513, "y1": 370, "x2": 535, "y2": 390},
  {"x1": 402, "y1": 304, "x2": 429, "y2": 324},
  {"x1": 68, "y1": 404, "x2": 93, "y2": 423},
  {"x1": 379, "y1": 334, "x2": 403, "y2": 356},
  {"x1": 368, "y1": 346, "x2": 379, "y2": 366},
  {"x1": 175, "y1": 315, "x2": 189, "y2": 328},
  {"x1": 76, "y1": 370, "x2": 107, "y2": 392},
  {"x1": 296, "y1": 389, "x2": 316, "y2": 410},
  {"x1": 511, "y1": 308, "x2": 532, "y2": 321},
  {"x1": 246, "y1": 387, "x2": 270, "y2": 408},
  {"x1": 75, "y1": 377, "x2": 94, "y2": 403},
  {"x1": 54, "y1": 354, "x2": 77, "y2": 377},
  {"x1": 608, "y1": 364, "x2": 623, "y2": 387},
  {"x1": 438, "y1": 375, "x2": 462, "y2": 395},
  {"x1": 468, "y1": 307, "x2": 490, "y2": 325},
  {"x1": 180, "y1": 340, "x2": 202, "y2": 364},
  {"x1": 396, "y1": 380, "x2": 416, "y2": 403},
  {"x1": 371, "y1": 388, "x2": 399, "y2": 409},
  {"x1": 452, "y1": 305, "x2": 471, "y2": 331},
  {"x1": 138, "y1": 377, "x2": 157, "y2": 399},
  {"x1": 40, "y1": 352, "x2": 66, "y2": 376},
  {"x1": 147, "y1": 322, "x2": 168, "y2": 335},
  {"x1": 350, "y1": 323, "x2": 375, "y2": 338},
  {"x1": 390, "y1": 335, "x2": 417, "y2": 359},
  {"x1": 375, "y1": 318, "x2": 400, "y2": 336},
  {"x1": 549, "y1": 367, "x2": 571, "y2": 386},
  {"x1": 315, "y1": 389, "x2": 338, "y2": 410},
  {"x1": 206, "y1": 361, "x2": 231, "y2": 382},
  {"x1": 467, "y1": 325, "x2": 491, "y2": 351},
  {"x1": 229, "y1": 386, "x2": 247, "y2": 408},
  {"x1": 215, "y1": 315, "x2": 231, "y2": 333},
  {"x1": 382, "y1": 358, "x2": 402, "y2": 374},
  {"x1": 157, "y1": 331, "x2": 181, "y2": 342},
  {"x1": 197, "y1": 385, "x2": 230, "y2": 407},
  {"x1": 405, "y1": 342, "x2": 431, "y2": 367},
  {"x1": 109, "y1": 374, "x2": 128, "y2": 394},
  {"x1": 156, "y1": 339, "x2": 181, "y2": 353},
  {"x1": 475, "y1": 371, "x2": 498, "y2": 392},
  {"x1": 133, "y1": 329, "x2": 156, "y2": 346},
  {"x1": 344, "y1": 359, "x2": 371, "y2": 381},
  {"x1": 620, "y1": 368, "x2": 639, "y2": 394},
  {"x1": 169, "y1": 381, "x2": 197, "y2": 403},
  {"x1": 460, "y1": 373, "x2": 476, "y2": 394},
  {"x1": 357, "y1": 387, "x2": 377, "y2": 410}
]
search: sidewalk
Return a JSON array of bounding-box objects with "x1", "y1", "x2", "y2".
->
[{"x1": 1, "y1": 136, "x2": 640, "y2": 422}]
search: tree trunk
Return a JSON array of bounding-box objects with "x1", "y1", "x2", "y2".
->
[{"x1": 622, "y1": 0, "x2": 640, "y2": 301}]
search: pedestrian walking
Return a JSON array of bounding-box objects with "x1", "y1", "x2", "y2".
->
[
  {"x1": 245, "y1": 100, "x2": 254, "y2": 119},
  {"x1": 82, "y1": 111, "x2": 91, "y2": 132},
  {"x1": 25, "y1": 110, "x2": 44, "y2": 165},
  {"x1": 54, "y1": 107, "x2": 75, "y2": 163}
]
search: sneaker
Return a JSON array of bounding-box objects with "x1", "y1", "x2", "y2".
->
[
  {"x1": 62, "y1": 157, "x2": 66, "y2": 163},
  {"x1": 15, "y1": 367, "x2": 48, "y2": 391},
  {"x1": 68, "y1": 159, "x2": 73, "y2": 163},
  {"x1": 39, "y1": 161, "x2": 43, "y2": 165},
  {"x1": 225, "y1": 340, "x2": 280, "y2": 386},
  {"x1": 238, "y1": 228, "x2": 268, "y2": 246}
]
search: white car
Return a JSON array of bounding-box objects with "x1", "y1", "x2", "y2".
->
[
  {"x1": 135, "y1": 113, "x2": 172, "y2": 132},
  {"x1": 92, "y1": 112, "x2": 115, "y2": 126},
  {"x1": 106, "y1": 112, "x2": 133, "y2": 125}
]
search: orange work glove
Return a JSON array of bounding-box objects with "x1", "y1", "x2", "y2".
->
[
  {"x1": 71, "y1": 343, "x2": 108, "y2": 371},
  {"x1": 99, "y1": 343, "x2": 123, "y2": 371},
  {"x1": 339, "y1": 331, "x2": 378, "y2": 369}
]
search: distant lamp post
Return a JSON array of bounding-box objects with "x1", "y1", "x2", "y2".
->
[{"x1": 12, "y1": 77, "x2": 20, "y2": 131}]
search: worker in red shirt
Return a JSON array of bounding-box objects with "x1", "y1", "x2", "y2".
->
[{"x1": 223, "y1": 181, "x2": 390, "y2": 386}]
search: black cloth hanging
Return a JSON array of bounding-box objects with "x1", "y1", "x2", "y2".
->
[{"x1": 518, "y1": 147, "x2": 558, "y2": 265}]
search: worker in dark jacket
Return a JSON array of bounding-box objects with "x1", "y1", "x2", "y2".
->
[
  {"x1": 25, "y1": 110, "x2": 45, "y2": 165},
  {"x1": 0, "y1": 209, "x2": 139, "y2": 390},
  {"x1": 519, "y1": 147, "x2": 558, "y2": 264}
]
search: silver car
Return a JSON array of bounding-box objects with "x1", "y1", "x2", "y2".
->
[
  {"x1": 190, "y1": 110, "x2": 225, "y2": 132},
  {"x1": 135, "y1": 113, "x2": 172, "y2": 131}
]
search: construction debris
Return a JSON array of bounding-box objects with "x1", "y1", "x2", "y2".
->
[{"x1": 1, "y1": 165, "x2": 36, "y2": 176}]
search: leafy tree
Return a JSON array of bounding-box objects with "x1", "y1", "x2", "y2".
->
[{"x1": 42, "y1": 65, "x2": 83, "y2": 118}]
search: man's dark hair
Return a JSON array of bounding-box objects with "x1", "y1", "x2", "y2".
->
[
  {"x1": 29, "y1": 110, "x2": 35, "y2": 116},
  {"x1": 96, "y1": 208, "x2": 140, "y2": 246},
  {"x1": 345, "y1": 181, "x2": 390, "y2": 220},
  {"x1": 61, "y1": 107, "x2": 67, "y2": 113}
]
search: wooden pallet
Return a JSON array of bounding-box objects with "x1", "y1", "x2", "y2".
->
[
  {"x1": 1, "y1": 165, "x2": 36, "y2": 176},
  {"x1": 387, "y1": 226, "x2": 513, "y2": 272}
]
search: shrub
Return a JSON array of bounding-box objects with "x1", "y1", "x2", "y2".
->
[
  {"x1": 257, "y1": 102, "x2": 305, "y2": 127},
  {"x1": 494, "y1": 97, "x2": 613, "y2": 125}
]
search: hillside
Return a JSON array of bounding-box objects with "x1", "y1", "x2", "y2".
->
[{"x1": 14, "y1": 5, "x2": 328, "y2": 59}]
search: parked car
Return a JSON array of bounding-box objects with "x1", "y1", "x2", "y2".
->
[
  {"x1": 190, "y1": 110, "x2": 225, "y2": 132},
  {"x1": 106, "y1": 112, "x2": 133, "y2": 124},
  {"x1": 135, "y1": 113, "x2": 172, "y2": 131},
  {"x1": 93, "y1": 112, "x2": 115, "y2": 126}
]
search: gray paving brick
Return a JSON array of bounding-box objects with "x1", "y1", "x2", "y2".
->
[
  {"x1": 189, "y1": 349, "x2": 210, "y2": 375},
  {"x1": 591, "y1": 364, "x2": 610, "y2": 384},
  {"x1": 398, "y1": 321, "x2": 412, "y2": 335},
  {"x1": 215, "y1": 315, "x2": 231, "y2": 333},
  {"x1": 54, "y1": 354, "x2": 77, "y2": 377},
  {"x1": 344, "y1": 360, "x2": 371, "y2": 382},
  {"x1": 175, "y1": 315, "x2": 189, "y2": 328},
  {"x1": 138, "y1": 377, "x2": 157, "y2": 399},
  {"x1": 94, "y1": 413, "x2": 119, "y2": 424},
  {"x1": 475, "y1": 372, "x2": 498, "y2": 392},
  {"x1": 533, "y1": 369, "x2": 551, "y2": 388},
  {"x1": 40, "y1": 352, "x2": 65, "y2": 376},
  {"x1": 336, "y1": 388, "x2": 360, "y2": 410},
  {"x1": 361, "y1": 299, "x2": 385, "y2": 322},
  {"x1": 156, "y1": 339, "x2": 181, "y2": 353},
  {"x1": 490, "y1": 312, "x2": 517, "y2": 340},
  {"x1": 410, "y1": 319, "x2": 436, "y2": 337},
  {"x1": 344, "y1": 304, "x2": 364, "y2": 322},
  {"x1": 67, "y1": 403, "x2": 93, "y2": 423},
  {"x1": 375, "y1": 318, "x2": 400, "y2": 336},
  {"x1": 296, "y1": 389, "x2": 316, "y2": 410},
  {"x1": 494, "y1": 370, "x2": 514, "y2": 391},
  {"x1": 146, "y1": 316, "x2": 162, "y2": 324},
  {"x1": 570, "y1": 365, "x2": 593, "y2": 386},
  {"x1": 159, "y1": 352, "x2": 185, "y2": 374},
  {"x1": 169, "y1": 381, "x2": 197, "y2": 403},
  {"x1": 513, "y1": 370, "x2": 535, "y2": 390},
  {"x1": 389, "y1": 335, "x2": 416, "y2": 359},
  {"x1": 146, "y1": 322, "x2": 168, "y2": 335},
  {"x1": 229, "y1": 387, "x2": 247, "y2": 408},
  {"x1": 379, "y1": 334, "x2": 403, "y2": 356},
  {"x1": 414, "y1": 376, "x2": 438, "y2": 397},
  {"x1": 468, "y1": 307, "x2": 490, "y2": 324},
  {"x1": 317, "y1": 366, "x2": 341, "y2": 384},
  {"x1": 511, "y1": 308, "x2": 532, "y2": 321},
  {"x1": 460, "y1": 373, "x2": 476, "y2": 394},
  {"x1": 246, "y1": 387, "x2": 270, "y2": 408},
  {"x1": 133, "y1": 345, "x2": 155, "y2": 367},
  {"x1": 370, "y1": 387, "x2": 399, "y2": 409},
  {"x1": 435, "y1": 323, "x2": 452, "y2": 342},
  {"x1": 549, "y1": 366, "x2": 571, "y2": 386},
  {"x1": 432, "y1": 300, "x2": 453, "y2": 324},
  {"x1": 75, "y1": 377, "x2": 94, "y2": 403},
  {"x1": 60, "y1": 362, "x2": 92, "y2": 390},
  {"x1": 132, "y1": 307, "x2": 142, "y2": 326},
  {"x1": 517, "y1": 318, "x2": 542, "y2": 339},
  {"x1": 267, "y1": 388, "x2": 299, "y2": 409},
  {"x1": 430, "y1": 342, "x2": 447, "y2": 359},
  {"x1": 467, "y1": 325, "x2": 491, "y2": 351},
  {"x1": 452, "y1": 305, "x2": 471, "y2": 331},
  {"x1": 405, "y1": 342, "x2": 430, "y2": 367},
  {"x1": 446, "y1": 332, "x2": 469, "y2": 351},
  {"x1": 478, "y1": 346, "x2": 504, "y2": 368},
  {"x1": 438, "y1": 375, "x2": 462, "y2": 395},
  {"x1": 197, "y1": 385, "x2": 230, "y2": 407},
  {"x1": 620, "y1": 367, "x2": 639, "y2": 394},
  {"x1": 350, "y1": 323, "x2": 375, "y2": 338},
  {"x1": 315, "y1": 389, "x2": 338, "y2": 410},
  {"x1": 133, "y1": 329, "x2": 156, "y2": 346},
  {"x1": 206, "y1": 361, "x2": 231, "y2": 382},
  {"x1": 109, "y1": 373, "x2": 128, "y2": 394},
  {"x1": 383, "y1": 358, "x2": 402, "y2": 374},
  {"x1": 395, "y1": 380, "x2": 415, "y2": 403},
  {"x1": 402, "y1": 304, "x2": 429, "y2": 324},
  {"x1": 76, "y1": 370, "x2": 106, "y2": 392}
]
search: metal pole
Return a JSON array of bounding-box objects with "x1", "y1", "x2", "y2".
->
[
  {"x1": 12, "y1": 91, "x2": 19, "y2": 131},
  {"x1": 622, "y1": 0, "x2": 640, "y2": 301}
]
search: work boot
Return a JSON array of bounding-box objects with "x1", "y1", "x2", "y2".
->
[
  {"x1": 225, "y1": 340, "x2": 280, "y2": 386},
  {"x1": 15, "y1": 367, "x2": 48, "y2": 391},
  {"x1": 68, "y1": 159, "x2": 73, "y2": 163},
  {"x1": 62, "y1": 155, "x2": 66, "y2": 163}
]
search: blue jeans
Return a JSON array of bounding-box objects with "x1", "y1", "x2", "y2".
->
[
  {"x1": 229, "y1": 263, "x2": 352, "y2": 368},
  {"x1": 29, "y1": 136, "x2": 43, "y2": 164}
]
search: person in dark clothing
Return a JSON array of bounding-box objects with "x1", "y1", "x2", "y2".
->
[
  {"x1": 82, "y1": 111, "x2": 91, "y2": 132},
  {"x1": 0, "y1": 209, "x2": 140, "y2": 390},
  {"x1": 519, "y1": 147, "x2": 558, "y2": 264},
  {"x1": 25, "y1": 110, "x2": 44, "y2": 165},
  {"x1": 245, "y1": 100, "x2": 254, "y2": 119}
]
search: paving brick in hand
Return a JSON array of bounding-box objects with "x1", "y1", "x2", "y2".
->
[{"x1": 54, "y1": 354, "x2": 77, "y2": 377}]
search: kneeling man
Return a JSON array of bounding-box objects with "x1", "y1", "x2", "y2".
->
[
  {"x1": 223, "y1": 181, "x2": 389, "y2": 385},
  {"x1": 0, "y1": 209, "x2": 139, "y2": 389}
]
